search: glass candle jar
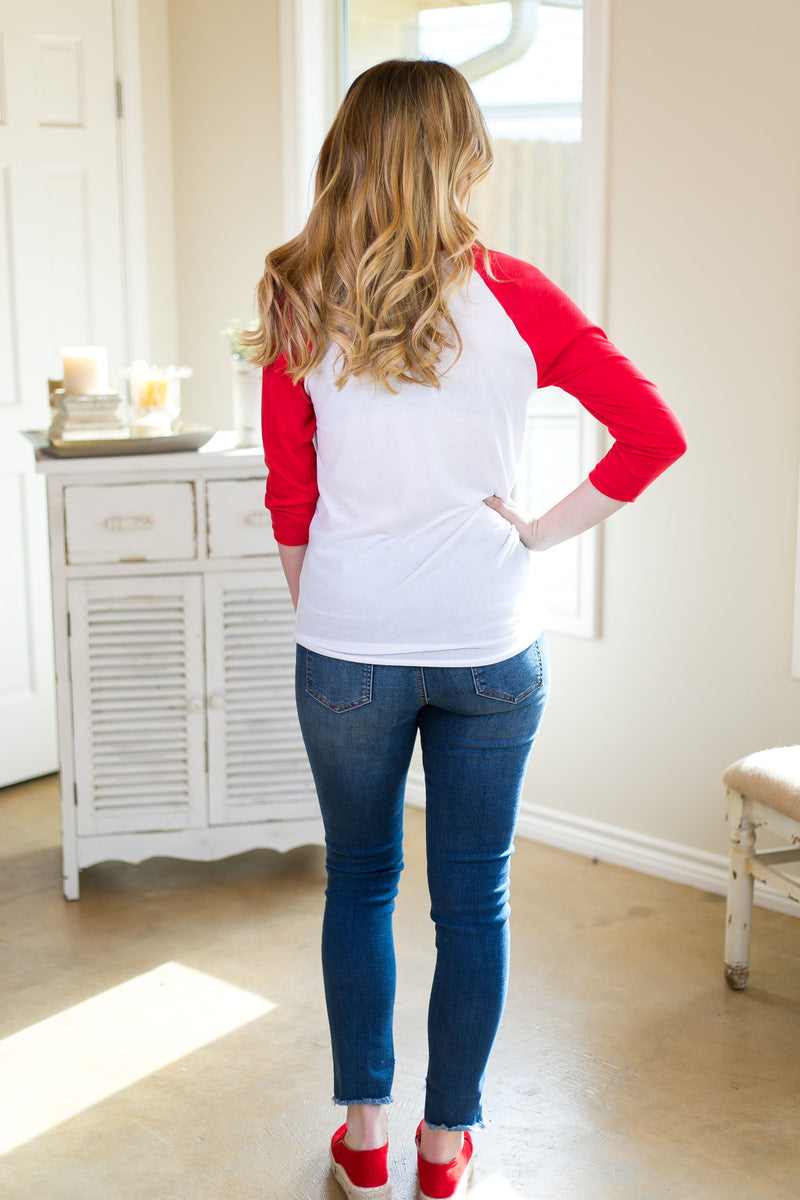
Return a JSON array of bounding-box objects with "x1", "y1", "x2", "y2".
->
[{"x1": 120, "y1": 361, "x2": 192, "y2": 437}]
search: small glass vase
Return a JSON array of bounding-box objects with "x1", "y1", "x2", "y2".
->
[{"x1": 232, "y1": 358, "x2": 262, "y2": 448}]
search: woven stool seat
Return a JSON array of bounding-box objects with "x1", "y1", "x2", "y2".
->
[
  {"x1": 723, "y1": 745, "x2": 800, "y2": 990},
  {"x1": 722, "y1": 746, "x2": 800, "y2": 822}
]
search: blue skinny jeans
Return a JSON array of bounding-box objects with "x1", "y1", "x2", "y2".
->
[{"x1": 295, "y1": 637, "x2": 550, "y2": 1130}]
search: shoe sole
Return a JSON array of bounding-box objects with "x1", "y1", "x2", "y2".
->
[
  {"x1": 418, "y1": 1156, "x2": 473, "y2": 1200},
  {"x1": 330, "y1": 1152, "x2": 392, "y2": 1200}
]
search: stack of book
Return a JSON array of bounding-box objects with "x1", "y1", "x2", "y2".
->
[{"x1": 49, "y1": 392, "x2": 130, "y2": 443}]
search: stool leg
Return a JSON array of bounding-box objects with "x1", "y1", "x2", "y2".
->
[{"x1": 724, "y1": 790, "x2": 755, "y2": 989}]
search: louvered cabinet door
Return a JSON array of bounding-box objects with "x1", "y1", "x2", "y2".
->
[
  {"x1": 67, "y1": 576, "x2": 207, "y2": 835},
  {"x1": 205, "y1": 568, "x2": 318, "y2": 825}
]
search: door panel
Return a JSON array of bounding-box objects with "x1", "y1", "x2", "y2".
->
[
  {"x1": 0, "y1": 0, "x2": 126, "y2": 419},
  {"x1": 0, "y1": 1, "x2": 127, "y2": 784},
  {"x1": 0, "y1": 434, "x2": 57, "y2": 784}
]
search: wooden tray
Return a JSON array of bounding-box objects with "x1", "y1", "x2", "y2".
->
[{"x1": 28, "y1": 425, "x2": 217, "y2": 458}]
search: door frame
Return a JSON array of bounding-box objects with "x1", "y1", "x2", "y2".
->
[{"x1": 111, "y1": 0, "x2": 150, "y2": 362}]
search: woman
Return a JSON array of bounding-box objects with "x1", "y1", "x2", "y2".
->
[{"x1": 248, "y1": 59, "x2": 686, "y2": 1200}]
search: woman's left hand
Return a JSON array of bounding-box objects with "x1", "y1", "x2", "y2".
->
[
  {"x1": 485, "y1": 479, "x2": 627, "y2": 552},
  {"x1": 484, "y1": 495, "x2": 543, "y2": 550}
]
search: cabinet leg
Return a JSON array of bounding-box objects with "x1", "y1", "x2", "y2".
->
[
  {"x1": 62, "y1": 845, "x2": 80, "y2": 901},
  {"x1": 724, "y1": 790, "x2": 754, "y2": 989}
]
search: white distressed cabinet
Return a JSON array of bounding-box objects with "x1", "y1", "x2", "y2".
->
[{"x1": 33, "y1": 434, "x2": 323, "y2": 899}]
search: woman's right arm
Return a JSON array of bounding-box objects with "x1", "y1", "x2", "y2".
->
[
  {"x1": 261, "y1": 356, "x2": 318, "y2": 604},
  {"x1": 278, "y1": 544, "x2": 307, "y2": 611}
]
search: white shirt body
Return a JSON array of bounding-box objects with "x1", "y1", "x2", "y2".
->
[{"x1": 294, "y1": 271, "x2": 542, "y2": 666}]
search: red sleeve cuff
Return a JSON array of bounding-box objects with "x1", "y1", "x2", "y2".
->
[
  {"x1": 266, "y1": 495, "x2": 316, "y2": 545},
  {"x1": 589, "y1": 415, "x2": 688, "y2": 502}
]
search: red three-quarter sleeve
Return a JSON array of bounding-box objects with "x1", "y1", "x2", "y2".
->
[
  {"x1": 477, "y1": 250, "x2": 688, "y2": 501},
  {"x1": 261, "y1": 354, "x2": 319, "y2": 545}
]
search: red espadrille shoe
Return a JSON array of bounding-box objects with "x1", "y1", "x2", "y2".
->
[
  {"x1": 415, "y1": 1123, "x2": 473, "y2": 1200},
  {"x1": 330, "y1": 1123, "x2": 392, "y2": 1200}
]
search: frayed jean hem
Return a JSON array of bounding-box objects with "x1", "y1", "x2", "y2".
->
[
  {"x1": 333, "y1": 1095, "x2": 393, "y2": 1106},
  {"x1": 422, "y1": 1119, "x2": 485, "y2": 1132}
]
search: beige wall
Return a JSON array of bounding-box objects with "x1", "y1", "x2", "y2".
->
[
  {"x1": 137, "y1": 0, "x2": 179, "y2": 366},
  {"x1": 149, "y1": 0, "x2": 283, "y2": 427},
  {"x1": 524, "y1": 0, "x2": 800, "y2": 858},
  {"x1": 142, "y1": 0, "x2": 800, "y2": 863}
]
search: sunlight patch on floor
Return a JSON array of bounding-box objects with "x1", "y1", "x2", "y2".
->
[
  {"x1": 0, "y1": 961, "x2": 275, "y2": 1156},
  {"x1": 472, "y1": 1174, "x2": 526, "y2": 1198}
]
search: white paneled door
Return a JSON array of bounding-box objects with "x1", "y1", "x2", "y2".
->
[{"x1": 0, "y1": 1, "x2": 127, "y2": 785}]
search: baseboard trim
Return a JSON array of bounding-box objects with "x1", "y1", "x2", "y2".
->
[{"x1": 405, "y1": 771, "x2": 800, "y2": 918}]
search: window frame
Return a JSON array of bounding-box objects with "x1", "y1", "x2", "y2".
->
[{"x1": 527, "y1": 0, "x2": 610, "y2": 637}]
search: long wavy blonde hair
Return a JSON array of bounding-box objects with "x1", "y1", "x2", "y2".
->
[{"x1": 245, "y1": 59, "x2": 493, "y2": 390}]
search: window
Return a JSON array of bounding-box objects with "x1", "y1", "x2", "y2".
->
[{"x1": 281, "y1": 0, "x2": 609, "y2": 634}]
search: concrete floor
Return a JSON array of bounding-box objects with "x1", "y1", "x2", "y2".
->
[{"x1": 1, "y1": 775, "x2": 799, "y2": 1200}]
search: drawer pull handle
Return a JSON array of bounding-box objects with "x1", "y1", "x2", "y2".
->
[
  {"x1": 244, "y1": 512, "x2": 271, "y2": 527},
  {"x1": 187, "y1": 697, "x2": 204, "y2": 714},
  {"x1": 208, "y1": 693, "x2": 225, "y2": 710},
  {"x1": 103, "y1": 516, "x2": 155, "y2": 533}
]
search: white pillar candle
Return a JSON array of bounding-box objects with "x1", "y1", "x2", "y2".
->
[{"x1": 62, "y1": 347, "x2": 109, "y2": 395}]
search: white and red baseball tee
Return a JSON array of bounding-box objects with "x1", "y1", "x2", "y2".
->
[{"x1": 261, "y1": 249, "x2": 687, "y2": 666}]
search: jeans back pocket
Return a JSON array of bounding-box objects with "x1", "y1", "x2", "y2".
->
[
  {"x1": 471, "y1": 640, "x2": 545, "y2": 704},
  {"x1": 304, "y1": 650, "x2": 373, "y2": 712}
]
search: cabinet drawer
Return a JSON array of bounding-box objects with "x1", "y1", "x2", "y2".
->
[
  {"x1": 64, "y1": 482, "x2": 197, "y2": 564},
  {"x1": 206, "y1": 479, "x2": 277, "y2": 557}
]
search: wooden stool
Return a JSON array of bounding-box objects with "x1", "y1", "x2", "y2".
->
[{"x1": 723, "y1": 746, "x2": 800, "y2": 989}]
